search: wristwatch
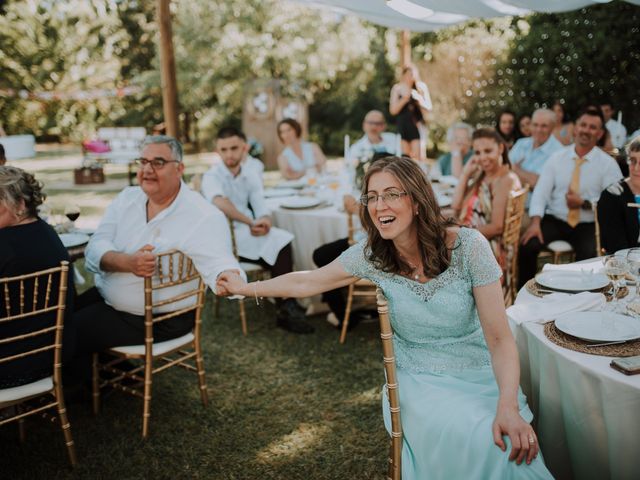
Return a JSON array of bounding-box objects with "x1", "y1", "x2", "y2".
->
[{"x1": 581, "y1": 199, "x2": 592, "y2": 210}]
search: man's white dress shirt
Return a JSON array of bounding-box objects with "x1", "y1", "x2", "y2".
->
[
  {"x1": 349, "y1": 132, "x2": 398, "y2": 161},
  {"x1": 242, "y1": 155, "x2": 264, "y2": 181},
  {"x1": 529, "y1": 145, "x2": 623, "y2": 223},
  {"x1": 606, "y1": 118, "x2": 628, "y2": 150},
  {"x1": 201, "y1": 163, "x2": 293, "y2": 266},
  {"x1": 85, "y1": 182, "x2": 242, "y2": 315}
]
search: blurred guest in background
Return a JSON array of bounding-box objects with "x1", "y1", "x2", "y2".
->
[
  {"x1": 349, "y1": 110, "x2": 397, "y2": 160},
  {"x1": 0, "y1": 144, "x2": 6, "y2": 166},
  {"x1": 552, "y1": 101, "x2": 574, "y2": 146},
  {"x1": 389, "y1": 65, "x2": 432, "y2": 160},
  {"x1": 519, "y1": 107, "x2": 623, "y2": 287},
  {"x1": 437, "y1": 122, "x2": 474, "y2": 178},
  {"x1": 597, "y1": 136, "x2": 640, "y2": 254},
  {"x1": 0, "y1": 166, "x2": 75, "y2": 388},
  {"x1": 452, "y1": 128, "x2": 521, "y2": 283},
  {"x1": 601, "y1": 100, "x2": 627, "y2": 151},
  {"x1": 276, "y1": 118, "x2": 326, "y2": 180},
  {"x1": 496, "y1": 110, "x2": 517, "y2": 150},
  {"x1": 517, "y1": 114, "x2": 532, "y2": 138}
]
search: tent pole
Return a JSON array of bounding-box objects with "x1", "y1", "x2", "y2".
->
[
  {"x1": 401, "y1": 30, "x2": 411, "y2": 68},
  {"x1": 157, "y1": 0, "x2": 180, "y2": 139}
]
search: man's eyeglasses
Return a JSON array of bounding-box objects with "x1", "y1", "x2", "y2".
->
[
  {"x1": 133, "y1": 157, "x2": 180, "y2": 169},
  {"x1": 360, "y1": 191, "x2": 408, "y2": 206},
  {"x1": 365, "y1": 121, "x2": 385, "y2": 126}
]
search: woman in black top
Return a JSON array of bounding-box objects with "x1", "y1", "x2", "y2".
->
[
  {"x1": 597, "y1": 137, "x2": 640, "y2": 254},
  {"x1": 0, "y1": 166, "x2": 75, "y2": 388}
]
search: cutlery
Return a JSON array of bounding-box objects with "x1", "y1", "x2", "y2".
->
[{"x1": 585, "y1": 340, "x2": 629, "y2": 348}]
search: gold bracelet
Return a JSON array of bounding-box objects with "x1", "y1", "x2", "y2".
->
[{"x1": 253, "y1": 280, "x2": 261, "y2": 306}]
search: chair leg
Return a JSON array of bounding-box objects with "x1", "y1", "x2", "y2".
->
[
  {"x1": 239, "y1": 298, "x2": 248, "y2": 336},
  {"x1": 55, "y1": 386, "x2": 78, "y2": 466},
  {"x1": 340, "y1": 285, "x2": 355, "y2": 344},
  {"x1": 194, "y1": 342, "x2": 209, "y2": 407},
  {"x1": 142, "y1": 359, "x2": 153, "y2": 439},
  {"x1": 91, "y1": 353, "x2": 100, "y2": 415},
  {"x1": 214, "y1": 295, "x2": 220, "y2": 318}
]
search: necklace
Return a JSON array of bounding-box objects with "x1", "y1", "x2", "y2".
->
[{"x1": 406, "y1": 261, "x2": 422, "y2": 281}]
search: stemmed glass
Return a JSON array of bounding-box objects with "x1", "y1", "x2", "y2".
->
[
  {"x1": 602, "y1": 255, "x2": 628, "y2": 312},
  {"x1": 626, "y1": 248, "x2": 640, "y2": 314},
  {"x1": 64, "y1": 204, "x2": 81, "y2": 232}
]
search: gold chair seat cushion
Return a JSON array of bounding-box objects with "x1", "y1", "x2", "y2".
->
[
  {"x1": 0, "y1": 376, "x2": 53, "y2": 405},
  {"x1": 110, "y1": 332, "x2": 194, "y2": 356}
]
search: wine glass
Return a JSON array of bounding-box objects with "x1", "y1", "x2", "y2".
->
[
  {"x1": 603, "y1": 255, "x2": 628, "y2": 311},
  {"x1": 626, "y1": 248, "x2": 640, "y2": 310},
  {"x1": 64, "y1": 204, "x2": 81, "y2": 232}
]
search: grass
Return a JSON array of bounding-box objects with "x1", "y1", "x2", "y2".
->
[{"x1": 1, "y1": 148, "x2": 390, "y2": 479}]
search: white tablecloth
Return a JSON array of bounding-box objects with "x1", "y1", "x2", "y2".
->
[
  {"x1": 510, "y1": 287, "x2": 640, "y2": 480},
  {"x1": 0, "y1": 134, "x2": 36, "y2": 160}
]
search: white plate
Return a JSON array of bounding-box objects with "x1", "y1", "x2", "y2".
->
[
  {"x1": 436, "y1": 194, "x2": 452, "y2": 207},
  {"x1": 438, "y1": 175, "x2": 459, "y2": 187},
  {"x1": 280, "y1": 196, "x2": 323, "y2": 209},
  {"x1": 275, "y1": 179, "x2": 306, "y2": 189},
  {"x1": 263, "y1": 188, "x2": 298, "y2": 198},
  {"x1": 535, "y1": 271, "x2": 610, "y2": 292},
  {"x1": 59, "y1": 233, "x2": 90, "y2": 248},
  {"x1": 555, "y1": 311, "x2": 640, "y2": 342},
  {"x1": 74, "y1": 227, "x2": 96, "y2": 235}
]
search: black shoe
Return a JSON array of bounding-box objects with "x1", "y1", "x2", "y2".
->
[
  {"x1": 278, "y1": 299, "x2": 306, "y2": 322},
  {"x1": 276, "y1": 316, "x2": 315, "y2": 334}
]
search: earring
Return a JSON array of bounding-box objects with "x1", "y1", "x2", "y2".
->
[{"x1": 414, "y1": 211, "x2": 418, "y2": 215}]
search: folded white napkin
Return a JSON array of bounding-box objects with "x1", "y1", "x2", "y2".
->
[
  {"x1": 507, "y1": 291, "x2": 606, "y2": 325},
  {"x1": 542, "y1": 259, "x2": 603, "y2": 274}
]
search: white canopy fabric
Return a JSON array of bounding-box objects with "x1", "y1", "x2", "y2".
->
[{"x1": 299, "y1": 0, "x2": 640, "y2": 32}]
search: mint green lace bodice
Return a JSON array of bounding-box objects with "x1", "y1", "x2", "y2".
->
[{"x1": 338, "y1": 228, "x2": 502, "y2": 374}]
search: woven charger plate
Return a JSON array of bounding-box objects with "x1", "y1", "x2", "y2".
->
[
  {"x1": 544, "y1": 322, "x2": 640, "y2": 357},
  {"x1": 524, "y1": 279, "x2": 626, "y2": 301}
]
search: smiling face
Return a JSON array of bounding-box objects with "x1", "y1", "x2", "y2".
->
[
  {"x1": 472, "y1": 137, "x2": 504, "y2": 175},
  {"x1": 531, "y1": 111, "x2": 554, "y2": 146},
  {"x1": 137, "y1": 143, "x2": 184, "y2": 199},
  {"x1": 574, "y1": 113, "x2": 604, "y2": 149},
  {"x1": 366, "y1": 171, "x2": 415, "y2": 242}
]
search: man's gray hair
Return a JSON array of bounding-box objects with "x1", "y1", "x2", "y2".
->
[
  {"x1": 532, "y1": 108, "x2": 556, "y2": 126},
  {"x1": 626, "y1": 135, "x2": 640, "y2": 154},
  {"x1": 446, "y1": 122, "x2": 474, "y2": 143},
  {"x1": 141, "y1": 135, "x2": 183, "y2": 162}
]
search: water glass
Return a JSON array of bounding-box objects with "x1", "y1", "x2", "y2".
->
[{"x1": 602, "y1": 255, "x2": 628, "y2": 311}]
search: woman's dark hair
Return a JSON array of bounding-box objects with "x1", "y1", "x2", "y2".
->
[
  {"x1": 516, "y1": 113, "x2": 531, "y2": 138},
  {"x1": 277, "y1": 118, "x2": 302, "y2": 142},
  {"x1": 496, "y1": 110, "x2": 516, "y2": 141},
  {"x1": 472, "y1": 127, "x2": 511, "y2": 167},
  {"x1": 0, "y1": 166, "x2": 46, "y2": 219},
  {"x1": 360, "y1": 156, "x2": 457, "y2": 279},
  {"x1": 552, "y1": 100, "x2": 571, "y2": 123}
]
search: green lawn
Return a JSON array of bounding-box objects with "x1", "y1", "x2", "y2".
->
[{"x1": 1, "y1": 149, "x2": 389, "y2": 479}]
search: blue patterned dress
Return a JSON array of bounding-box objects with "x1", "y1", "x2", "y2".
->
[{"x1": 338, "y1": 228, "x2": 552, "y2": 479}]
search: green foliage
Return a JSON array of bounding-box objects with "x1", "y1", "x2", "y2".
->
[{"x1": 468, "y1": 2, "x2": 640, "y2": 129}]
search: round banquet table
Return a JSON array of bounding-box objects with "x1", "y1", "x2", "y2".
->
[{"x1": 509, "y1": 282, "x2": 640, "y2": 480}]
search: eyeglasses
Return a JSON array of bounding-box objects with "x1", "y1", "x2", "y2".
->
[
  {"x1": 133, "y1": 157, "x2": 180, "y2": 169},
  {"x1": 365, "y1": 121, "x2": 385, "y2": 126},
  {"x1": 360, "y1": 191, "x2": 408, "y2": 206}
]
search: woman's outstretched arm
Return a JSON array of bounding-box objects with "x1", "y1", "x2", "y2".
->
[{"x1": 217, "y1": 257, "x2": 358, "y2": 299}]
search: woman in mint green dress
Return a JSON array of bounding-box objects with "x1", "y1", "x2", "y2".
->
[{"x1": 217, "y1": 156, "x2": 552, "y2": 479}]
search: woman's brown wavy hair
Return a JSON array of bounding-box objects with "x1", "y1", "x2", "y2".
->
[{"x1": 360, "y1": 156, "x2": 457, "y2": 278}]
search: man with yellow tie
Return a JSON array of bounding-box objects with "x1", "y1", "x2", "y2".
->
[{"x1": 518, "y1": 107, "x2": 623, "y2": 287}]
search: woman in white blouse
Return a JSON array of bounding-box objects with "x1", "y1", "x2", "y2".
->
[{"x1": 276, "y1": 118, "x2": 326, "y2": 180}]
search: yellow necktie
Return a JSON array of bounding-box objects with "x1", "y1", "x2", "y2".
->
[{"x1": 567, "y1": 156, "x2": 586, "y2": 227}]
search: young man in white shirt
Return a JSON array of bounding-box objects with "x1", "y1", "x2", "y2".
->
[
  {"x1": 201, "y1": 127, "x2": 313, "y2": 334},
  {"x1": 74, "y1": 136, "x2": 242, "y2": 361},
  {"x1": 518, "y1": 107, "x2": 623, "y2": 286}
]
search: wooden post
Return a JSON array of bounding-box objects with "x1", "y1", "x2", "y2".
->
[
  {"x1": 157, "y1": 0, "x2": 179, "y2": 139},
  {"x1": 401, "y1": 30, "x2": 411, "y2": 68}
]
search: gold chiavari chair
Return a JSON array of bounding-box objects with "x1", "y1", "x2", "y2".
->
[
  {"x1": 340, "y1": 212, "x2": 377, "y2": 344},
  {"x1": 376, "y1": 289, "x2": 402, "y2": 480},
  {"x1": 215, "y1": 217, "x2": 269, "y2": 335},
  {"x1": 0, "y1": 261, "x2": 77, "y2": 466},
  {"x1": 91, "y1": 250, "x2": 208, "y2": 438},
  {"x1": 501, "y1": 187, "x2": 529, "y2": 307}
]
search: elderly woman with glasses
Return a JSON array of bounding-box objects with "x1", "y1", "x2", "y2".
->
[
  {"x1": 217, "y1": 156, "x2": 552, "y2": 479},
  {"x1": 597, "y1": 136, "x2": 640, "y2": 254},
  {"x1": 0, "y1": 166, "x2": 75, "y2": 388}
]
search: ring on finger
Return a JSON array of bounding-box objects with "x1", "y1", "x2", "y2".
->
[{"x1": 528, "y1": 434, "x2": 535, "y2": 444}]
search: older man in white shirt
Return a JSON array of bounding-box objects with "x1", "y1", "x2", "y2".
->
[
  {"x1": 518, "y1": 107, "x2": 623, "y2": 286},
  {"x1": 349, "y1": 110, "x2": 398, "y2": 161},
  {"x1": 201, "y1": 127, "x2": 313, "y2": 334},
  {"x1": 74, "y1": 136, "x2": 242, "y2": 358}
]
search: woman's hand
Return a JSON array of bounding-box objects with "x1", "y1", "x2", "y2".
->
[
  {"x1": 216, "y1": 270, "x2": 246, "y2": 297},
  {"x1": 460, "y1": 155, "x2": 480, "y2": 180},
  {"x1": 492, "y1": 405, "x2": 539, "y2": 465}
]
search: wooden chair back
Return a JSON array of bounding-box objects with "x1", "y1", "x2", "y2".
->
[
  {"x1": 593, "y1": 201, "x2": 603, "y2": 256},
  {"x1": 0, "y1": 261, "x2": 77, "y2": 465},
  {"x1": 376, "y1": 289, "x2": 402, "y2": 480},
  {"x1": 501, "y1": 187, "x2": 528, "y2": 306}
]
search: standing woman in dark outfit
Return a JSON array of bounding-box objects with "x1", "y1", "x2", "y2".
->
[
  {"x1": 597, "y1": 136, "x2": 640, "y2": 254},
  {"x1": 0, "y1": 166, "x2": 75, "y2": 388},
  {"x1": 389, "y1": 65, "x2": 432, "y2": 161}
]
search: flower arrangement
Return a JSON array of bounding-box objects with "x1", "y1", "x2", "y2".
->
[
  {"x1": 247, "y1": 137, "x2": 264, "y2": 159},
  {"x1": 354, "y1": 153, "x2": 372, "y2": 190}
]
